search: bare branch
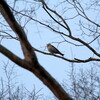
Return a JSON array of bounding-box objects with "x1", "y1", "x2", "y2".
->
[
  {"x1": 10, "y1": 6, "x2": 100, "y2": 59},
  {"x1": 41, "y1": 0, "x2": 72, "y2": 36},
  {"x1": 0, "y1": 45, "x2": 24, "y2": 67},
  {"x1": 34, "y1": 47, "x2": 100, "y2": 63}
]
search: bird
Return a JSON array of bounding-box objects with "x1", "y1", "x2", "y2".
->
[{"x1": 47, "y1": 43, "x2": 64, "y2": 56}]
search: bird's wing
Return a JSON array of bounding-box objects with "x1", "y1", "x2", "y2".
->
[{"x1": 52, "y1": 45, "x2": 62, "y2": 53}]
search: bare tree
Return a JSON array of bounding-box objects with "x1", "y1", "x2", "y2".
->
[
  {"x1": 0, "y1": 0, "x2": 73, "y2": 100},
  {"x1": 0, "y1": 0, "x2": 100, "y2": 99},
  {"x1": 0, "y1": 62, "x2": 43, "y2": 100},
  {"x1": 62, "y1": 64, "x2": 100, "y2": 100}
]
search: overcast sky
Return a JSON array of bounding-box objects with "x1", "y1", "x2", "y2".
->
[{"x1": 0, "y1": 0, "x2": 100, "y2": 99}]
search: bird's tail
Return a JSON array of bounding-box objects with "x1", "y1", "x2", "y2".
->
[{"x1": 60, "y1": 53, "x2": 64, "y2": 56}]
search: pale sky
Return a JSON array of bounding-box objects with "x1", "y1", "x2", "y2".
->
[{"x1": 0, "y1": 0, "x2": 100, "y2": 99}]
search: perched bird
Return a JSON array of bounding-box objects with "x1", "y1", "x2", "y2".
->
[{"x1": 47, "y1": 44, "x2": 64, "y2": 56}]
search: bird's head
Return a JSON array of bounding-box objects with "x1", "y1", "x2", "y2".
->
[{"x1": 47, "y1": 43, "x2": 51, "y2": 47}]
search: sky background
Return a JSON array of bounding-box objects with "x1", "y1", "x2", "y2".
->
[{"x1": 0, "y1": 0, "x2": 100, "y2": 99}]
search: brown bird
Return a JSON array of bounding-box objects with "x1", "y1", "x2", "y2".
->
[{"x1": 47, "y1": 44, "x2": 64, "y2": 56}]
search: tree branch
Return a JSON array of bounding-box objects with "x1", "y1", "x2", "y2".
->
[
  {"x1": 0, "y1": 0, "x2": 35, "y2": 62},
  {"x1": 0, "y1": 45, "x2": 24, "y2": 66},
  {"x1": 10, "y1": 6, "x2": 100, "y2": 58},
  {"x1": 42, "y1": 0, "x2": 72, "y2": 36},
  {"x1": 34, "y1": 47, "x2": 100, "y2": 63}
]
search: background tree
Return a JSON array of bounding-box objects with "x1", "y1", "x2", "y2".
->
[
  {"x1": 0, "y1": 63, "x2": 43, "y2": 100},
  {"x1": 0, "y1": 0, "x2": 100, "y2": 100},
  {"x1": 62, "y1": 64, "x2": 100, "y2": 100}
]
